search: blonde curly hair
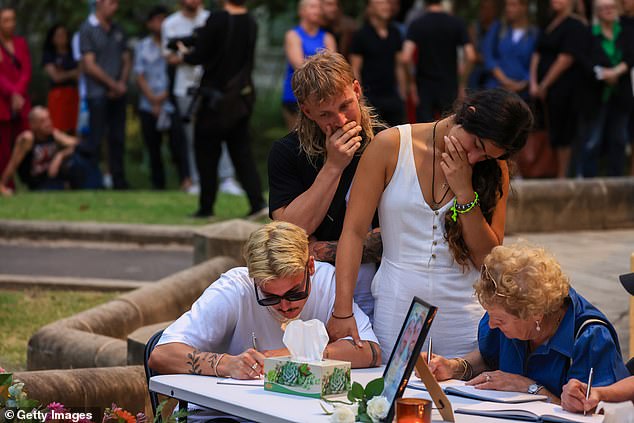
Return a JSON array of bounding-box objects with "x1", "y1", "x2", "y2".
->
[
  {"x1": 291, "y1": 50, "x2": 383, "y2": 167},
  {"x1": 243, "y1": 221, "x2": 309, "y2": 287},
  {"x1": 474, "y1": 243, "x2": 570, "y2": 319}
]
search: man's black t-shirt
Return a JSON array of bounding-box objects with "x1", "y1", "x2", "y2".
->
[
  {"x1": 406, "y1": 12, "x2": 470, "y2": 92},
  {"x1": 268, "y1": 131, "x2": 365, "y2": 242},
  {"x1": 350, "y1": 21, "x2": 403, "y2": 98},
  {"x1": 185, "y1": 11, "x2": 256, "y2": 87}
]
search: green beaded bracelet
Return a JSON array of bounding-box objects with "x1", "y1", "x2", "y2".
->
[{"x1": 450, "y1": 192, "x2": 480, "y2": 222}]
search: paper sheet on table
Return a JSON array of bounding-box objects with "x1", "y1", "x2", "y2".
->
[
  {"x1": 217, "y1": 378, "x2": 264, "y2": 387},
  {"x1": 408, "y1": 378, "x2": 548, "y2": 403},
  {"x1": 455, "y1": 401, "x2": 603, "y2": 422}
]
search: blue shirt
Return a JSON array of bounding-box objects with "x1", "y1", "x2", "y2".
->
[
  {"x1": 281, "y1": 26, "x2": 327, "y2": 104},
  {"x1": 478, "y1": 287, "x2": 629, "y2": 397},
  {"x1": 134, "y1": 36, "x2": 173, "y2": 113},
  {"x1": 481, "y1": 21, "x2": 537, "y2": 90}
]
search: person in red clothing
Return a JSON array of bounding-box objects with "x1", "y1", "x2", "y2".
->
[{"x1": 0, "y1": 6, "x2": 31, "y2": 190}]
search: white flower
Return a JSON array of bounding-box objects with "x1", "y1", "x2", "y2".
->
[
  {"x1": 330, "y1": 405, "x2": 356, "y2": 423},
  {"x1": 366, "y1": 396, "x2": 390, "y2": 422}
]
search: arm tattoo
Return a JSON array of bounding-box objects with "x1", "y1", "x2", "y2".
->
[
  {"x1": 187, "y1": 349, "x2": 222, "y2": 375},
  {"x1": 309, "y1": 240, "x2": 338, "y2": 263},
  {"x1": 186, "y1": 349, "x2": 203, "y2": 375},
  {"x1": 204, "y1": 352, "x2": 222, "y2": 376},
  {"x1": 368, "y1": 342, "x2": 378, "y2": 367},
  {"x1": 361, "y1": 231, "x2": 383, "y2": 263}
]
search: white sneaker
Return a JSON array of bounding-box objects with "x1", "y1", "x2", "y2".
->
[
  {"x1": 219, "y1": 177, "x2": 245, "y2": 196},
  {"x1": 187, "y1": 184, "x2": 200, "y2": 195},
  {"x1": 103, "y1": 173, "x2": 113, "y2": 189}
]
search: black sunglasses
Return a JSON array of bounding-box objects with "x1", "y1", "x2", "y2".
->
[{"x1": 254, "y1": 265, "x2": 310, "y2": 307}]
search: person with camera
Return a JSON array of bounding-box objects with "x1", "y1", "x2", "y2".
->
[
  {"x1": 182, "y1": 0, "x2": 266, "y2": 220},
  {"x1": 162, "y1": 0, "x2": 208, "y2": 195}
]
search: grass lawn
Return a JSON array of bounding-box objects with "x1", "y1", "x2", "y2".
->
[
  {"x1": 0, "y1": 288, "x2": 119, "y2": 372},
  {"x1": 0, "y1": 190, "x2": 266, "y2": 225}
]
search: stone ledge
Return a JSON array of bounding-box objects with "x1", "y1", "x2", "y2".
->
[
  {"x1": 0, "y1": 274, "x2": 148, "y2": 291},
  {"x1": 506, "y1": 177, "x2": 634, "y2": 233},
  {"x1": 0, "y1": 220, "x2": 195, "y2": 246},
  {"x1": 27, "y1": 256, "x2": 239, "y2": 371}
]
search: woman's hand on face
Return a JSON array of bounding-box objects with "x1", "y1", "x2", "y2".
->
[
  {"x1": 467, "y1": 370, "x2": 534, "y2": 393},
  {"x1": 561, "y1": 379, "x2": 600, "y2": 414},
  {"x1": 440, "y1": 135, "x2": 474, "y2": 200}
]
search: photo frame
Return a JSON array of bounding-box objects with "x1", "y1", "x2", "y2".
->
[{"x1": 381, "y1": 296, "x2": 437, "y2": 422}]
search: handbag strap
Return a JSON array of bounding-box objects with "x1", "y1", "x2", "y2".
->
[{"x1": 0, "y1": 38, "x2": 22, "y2": 70}]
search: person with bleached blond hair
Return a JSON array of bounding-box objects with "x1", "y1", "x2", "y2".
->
[
  {"x1": 150, "y1": 220, "x2": 380, "y2": 380},
  {"x1": 424, "y1": 243, "x2": 628, "y2": 404}
]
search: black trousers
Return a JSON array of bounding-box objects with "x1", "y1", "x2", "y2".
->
[
  {"x1": 194, "y1": 115, "x2": 264, "y2": 215},
  {"x1": 139, "y1": 110, "x2": 190, "y2": 189},
  {"x1": 82, "y1": 96, "x2": 128, "y2": 188}
]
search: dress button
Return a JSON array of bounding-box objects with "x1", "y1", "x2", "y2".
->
[
  {"x1": 431, "y1": 254, "x2": 437, "y2": 259},
  {"x1": 434, "y1": 211, "x2": 439, "y2": 216},
  {"x1": 433, "y1": 241, "x2": 438, "y2": 246},
  {"x1": 433, "y1": 225, "x2": 437, "y2": 230}
]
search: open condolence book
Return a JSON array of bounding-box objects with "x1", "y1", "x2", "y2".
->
[
  {"x1": 455, "y1": 401, "x2": 603, "y2": 423},
  {"x1": 408, "y1": 379, "x2": 548, "y2": 403}
]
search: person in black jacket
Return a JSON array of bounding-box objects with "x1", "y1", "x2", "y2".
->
[
  {"x1": 576, "y1": 0, "x2": 634, "y2": 177},
  {"x1": 182, "y1": 0, "x2": 266, "y2": 219}
]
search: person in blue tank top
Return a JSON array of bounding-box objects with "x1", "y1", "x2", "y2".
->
[{"x1": 282, "y1": 0, "x2": 336, "y2": 130}]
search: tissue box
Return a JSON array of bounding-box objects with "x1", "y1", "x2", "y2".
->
[{"x1": 263, "y1": 356, "x2": 351, "y2": 398}]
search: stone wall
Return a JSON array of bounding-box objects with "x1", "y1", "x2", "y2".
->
[
  {"x1": 507, "y1": 177, "x2": 634, "y2": 233},
  {"x1": 28, "y1": 256, "x2": 238, "y2": 370}
]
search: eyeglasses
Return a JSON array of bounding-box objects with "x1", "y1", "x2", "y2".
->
[
  {"x1": 254, "y1": 265, "x2": 311, "y2": 306},
  {"x1": 480, "y1": 263, "x2": 509, "y2": 298}
]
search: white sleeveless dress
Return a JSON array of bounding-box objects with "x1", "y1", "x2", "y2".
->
[{"x1": 373, "y1": 124, "x2": 483, "y2": 363}]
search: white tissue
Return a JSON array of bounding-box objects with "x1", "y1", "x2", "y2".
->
[
  {"x1": 597, "y1": 401, "x2": 634, "y2": 423},
  {"x1": 282, "y1": 319, "x2": 329, "y2": 362}
]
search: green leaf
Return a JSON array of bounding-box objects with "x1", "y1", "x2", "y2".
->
[
  {"x1": 358, "y1": 412, "x2": 373, "y2": 422},
  {"x1": 0, "y1": 374, "x2": 12, "y2": 387},
  {"x1": 350, "y1": 382, "x2": 364, "y2": 400},
  {"x1": 364, "y1": 378, "x2": 384, "y2": 400},
  {"x1": 358, "y1": 401, "x2": 366, "y2": 414}
]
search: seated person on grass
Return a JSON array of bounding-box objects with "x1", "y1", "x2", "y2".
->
[
  {"x1": 0, "y1": 106, "x2": 100, "y2": 196},
  {"x1": 149, "y1": 220, "x2": 381, "y2": 380}
]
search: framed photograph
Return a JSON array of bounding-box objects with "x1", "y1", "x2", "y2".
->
[{"x1": 381, "y1": 296, "x2": 437, "y2": 422}]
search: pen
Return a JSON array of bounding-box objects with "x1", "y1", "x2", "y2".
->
[
  {"x1": 252, "y1": 331, "x2": 259, "y2": 351},
  {"x1": 584, "y1": 367, "x2": 593, "y2": 416},
  {"x1": 427, "y1": 338, "x2": 432, "y2": 365}
]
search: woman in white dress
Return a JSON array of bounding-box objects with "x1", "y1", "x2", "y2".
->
[{"x1": 328, "y1": 89, "x2": 533, "y2": 361}]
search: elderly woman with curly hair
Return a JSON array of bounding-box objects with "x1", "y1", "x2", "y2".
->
[{"x1": 426, "y1": 244, "x2": 629, "y2": 403}]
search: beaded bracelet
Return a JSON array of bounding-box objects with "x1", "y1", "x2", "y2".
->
[{"x1": 450, "y1": 192, "x2": 480, "y2": 222}]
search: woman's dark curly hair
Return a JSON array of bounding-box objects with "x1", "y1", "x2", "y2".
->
[{"x1": 445, "y1": 88, "x2": 533, "y2": 267}]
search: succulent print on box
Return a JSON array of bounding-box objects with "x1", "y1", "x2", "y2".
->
[
  {"x1": 264, "y1": 357, "x2": 352, "y2": 398},
  {"x1": 266, "y1": 361, "x2": 319, "y2": 390},
  {"x1": 322, "y1": 366, "x2": 351, "y2": 396}
]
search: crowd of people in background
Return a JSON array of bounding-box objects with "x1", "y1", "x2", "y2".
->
[{"x1": 1, "y1": 0, "x2": 634, "y2": 203}]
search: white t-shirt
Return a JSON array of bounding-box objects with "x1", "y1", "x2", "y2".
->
[
  {"x1": 161, "y1": 9, "x2": 210, "y2": 97},
  {"x1": 158, "y1": 261, "x2": 378, "y2": 353}
]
